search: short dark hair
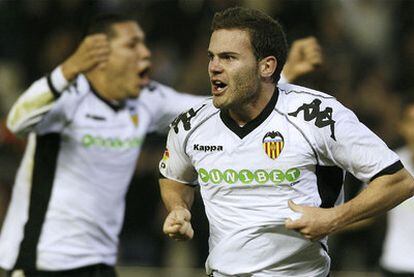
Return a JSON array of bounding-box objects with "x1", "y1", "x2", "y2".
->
[
  {"x1": 85, "y1": 13, "x2": 136, "y2": 39},
  {"x1": 211, "y1": 7, "x2": 287, "y2": 83}
]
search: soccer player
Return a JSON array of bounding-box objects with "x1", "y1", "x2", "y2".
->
[
  {"x1": 159, "y1": 7, "x2": 414, "y2": 277},
  {"x1": 0, "y1": 13, "x2": 321, "y2": 277},
  {"x1": 0, "y1": 14, "x2": 204, "y2": 277}
]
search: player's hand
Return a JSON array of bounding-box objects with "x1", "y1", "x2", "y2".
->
[
  {"x1": 284, "y1": 200, "x2": 337, "y2": 241},
  {"x1": 163, "y1": 208, "x2": 194, "y2": 241},
  {"x1": 61, "y1": 34, "x2": 110, "y2": 81},
  {"x1": 282, "y1": 37, "x2": 323, "y2": 82}
]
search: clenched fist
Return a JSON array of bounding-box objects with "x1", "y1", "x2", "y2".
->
[
  {"x1": 282, "y1": 37, "x2": 323, "y2": 82},
  {"x1": 163, "y1": 208, "x2": 194, "y2": 241}
]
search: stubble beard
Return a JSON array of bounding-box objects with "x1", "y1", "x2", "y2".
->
[{"x1": 216, "y1": 71, "x2": 260, "y2": 111}]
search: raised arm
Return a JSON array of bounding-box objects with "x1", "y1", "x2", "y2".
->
[
  {"x1": 281, "y1": 36, "x2": 322, "y2": 82},
  {"x1": 159, "y1": 178, "x2": 196, "y2": 241},
  {"x1": 7, "y1": 34, "x2": 109, "y2": 134}
]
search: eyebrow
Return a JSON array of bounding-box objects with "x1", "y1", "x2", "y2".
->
[
  {"x1": 125, "y1": 36, "x2": 144, "y2": 44},
  {"x1": 208, "y1": 51, "x2": 239, "y2": 56}
]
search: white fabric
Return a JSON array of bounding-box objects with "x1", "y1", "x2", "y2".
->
[
  {"x1": 0, "y1": 68, "x2": 203, "y2": 270},
  {"x1": 160, "y1": 83, "x2": 400, "y2": 276},
  {"x1": 380, "y1": 147, "x2": 414, "y2": 273}
]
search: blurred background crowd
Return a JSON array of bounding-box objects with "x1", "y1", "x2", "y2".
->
[{"x1": 0, "y1": 0, "x2": 413, "y2": 275}]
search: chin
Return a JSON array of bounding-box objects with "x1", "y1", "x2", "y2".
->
[
  {"x1": 127, "y1": 90, "x2": 140, "y2": 99},
  {"x1": 130, "y1": 93, "x2": 140, "y2": 99},
  {"x1": 212, "y1": 98, "x2": 227, "y2": 109}
]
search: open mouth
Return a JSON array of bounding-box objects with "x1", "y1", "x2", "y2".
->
[
  {"x1": 138, "y1": 66, "x2": 151, "y2": 87},
  {"x1": 212, "y1": 80, "x2": 228, "y2": 94}
]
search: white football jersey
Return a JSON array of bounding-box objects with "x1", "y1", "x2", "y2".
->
[
  {"x1": 160, "y1": 82, "x2": 402, "y2": 276},
  {"x1": 380, "y1": 146, "x2": 414, "y2": 273},
  {"x1": 0, "y1": 66, "x2": 203, "y2": 271}
]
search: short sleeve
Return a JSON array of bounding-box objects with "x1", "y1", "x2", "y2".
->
[
  {"x1": 140, "y1": 82, "x2": 206, "y2": 134},
  {"x1": 159, "y1": 127, "x2": 198, "y2": 185},
  {"x1": 312, "y1": 100, "x2": 401, "y2": 183}
]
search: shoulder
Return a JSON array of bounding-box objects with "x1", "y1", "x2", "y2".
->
[
  {"x1": 140, "y1": 81, "x2": 179, "y2": 99},
  {"x1": 277, "y1": 83, "x2": 355, "y2": 142},
  {"x1": 170, "y1": 99, "x2": 217, "y2": 137},
  {"x1": 278, "y1": 83, "x2": 353, "y2": 120},
  {"x1": 277, "y1": 83, "x2": 339, "y2": 111}
]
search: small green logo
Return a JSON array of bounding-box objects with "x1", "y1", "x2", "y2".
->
[
  {"x1": 81, "y1": 134, "x2": 143, "y2": 149},
  {"x1": 286, "y1": 168, "x2": 301, "y2": 182},
  {"x1": 269, "y1": 169, "x2": 285, "y2": 184},
  {"x1": 223, "y1": 169, "x2": 238, "y2": 184},
  {"x1": 254, "y1": 169, "x2": 269, "y2": 184},
  {"x1": 197, "y1": 167, "x2": 300, "y2": 186},
  {"x1": 199, "y1": 168, "x2": 209, "y2": 182},
  {"x1": 239, "y1": 169, "x2": 254, "y2": 184},
  {"x1": 209, "y1": 169, "x2": 223, "y2": 184}
]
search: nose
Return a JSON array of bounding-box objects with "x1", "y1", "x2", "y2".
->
[
  {"x1": 209, "y1": 57, "x2": 223, "y2": 75},
  {"x1": 138, "y1": 43, "x2": 151, "y2": 60}
]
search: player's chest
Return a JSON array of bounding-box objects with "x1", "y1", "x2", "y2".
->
[
  {"x1": 187, "y1": 114, "x2": 316, "y2": 185},
  {"x1": 61, "y1": 101, "x2": 151, "y2": 154}
]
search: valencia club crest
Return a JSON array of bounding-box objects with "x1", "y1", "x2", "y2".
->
[{"x1": 262, "y1": 131, "x2": 284, "y2": 160}]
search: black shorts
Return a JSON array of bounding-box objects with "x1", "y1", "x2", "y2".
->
[{"x1": 7, "y1": 264, "x2": 117, "y2": 277}]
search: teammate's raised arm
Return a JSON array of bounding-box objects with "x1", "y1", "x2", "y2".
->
[
  {"x1": 6, "y1": 34, "x2": 111, "y2": 135},
  {"x1": 282, "y1": 36, "x2": 322, "y2": 82},
  {"x1": 61, "y1": 34, "x2": 110, "y2": 81}
]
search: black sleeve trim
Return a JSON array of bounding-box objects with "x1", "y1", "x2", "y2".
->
[
  {"x1": 370, "y1": 160, "x2": 404, "y2": 182},
  {"x1": 159, "y1": 171, "x2": 167, "y2": 179},
  {"x1": 46, "y1": 73, "x2": 61, "y2": 99},
  {"x1": 158, "y1": 172, "x2": 198, "y2": 187}
]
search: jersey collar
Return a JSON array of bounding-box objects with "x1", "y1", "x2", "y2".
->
[
  {"x1": 88, "y1": 81, "x2": 126, "y2": 112},
  {"x1": 220, "y1": 87, "x2": 278, "y2": 139}
]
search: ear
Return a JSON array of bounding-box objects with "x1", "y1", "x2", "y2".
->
[{"x1": 259, "y1": 56, "x2": 277, "y2": 79}]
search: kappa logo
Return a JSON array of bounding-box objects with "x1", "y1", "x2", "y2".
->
[
  {"x1": 194, "y1": 144, "x2": 223, "y2": 152},
  {"x1": 288, "y1": 98, "x2": 336, "y2": 140},
  {"x1": 171, "y1": 104, "x2": 206, "y2": 134}
]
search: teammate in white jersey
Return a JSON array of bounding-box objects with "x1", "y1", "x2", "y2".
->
[
  {"x1": 380, "y1": 101, "x2": 414, "y2": 276},
  {"x1": 159, "y1": 7, "x2": 414, "y2": 277},
  {"x1": 0, "y1": 12, "x2": 323, "y2": 277},
  {"x1": 0, "y1": 14, "x2": 205, "y2": 277}
]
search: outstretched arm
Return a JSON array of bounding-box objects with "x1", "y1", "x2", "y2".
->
[
  {"x1": 160, "y1": 178, "x2": 196, "y2": 241},
  {"x1": 285, "y1": 168, "x2": 414, "y2": 240},
  {"x1": 282, "y1": 36, "x2": 322, "y2": 82}
]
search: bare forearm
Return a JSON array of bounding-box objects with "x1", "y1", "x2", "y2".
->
[
  {"x1": 334, "y1": 168, "x2": 414, "y2": 230},
  {"x1": 159, "y1": 178, "x2": 195, "y2": 212},
  {"x1": 286, "y1": 168, "x2": 414, "y2": 240}
]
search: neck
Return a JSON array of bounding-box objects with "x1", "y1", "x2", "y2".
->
[
  {"x1": 86, "y1": 71, "x2": 120, "y2": 103},
  {"x1": 228, "y1": 82, "x2": 276, "y2": 126}
]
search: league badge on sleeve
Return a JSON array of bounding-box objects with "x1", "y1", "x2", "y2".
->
[
  {"x1": 263, "y1": 131, "x2": 284, "y2": 160},
  {"x1": 160, "y1": 148, "x2": 169, "y2": 169}
]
